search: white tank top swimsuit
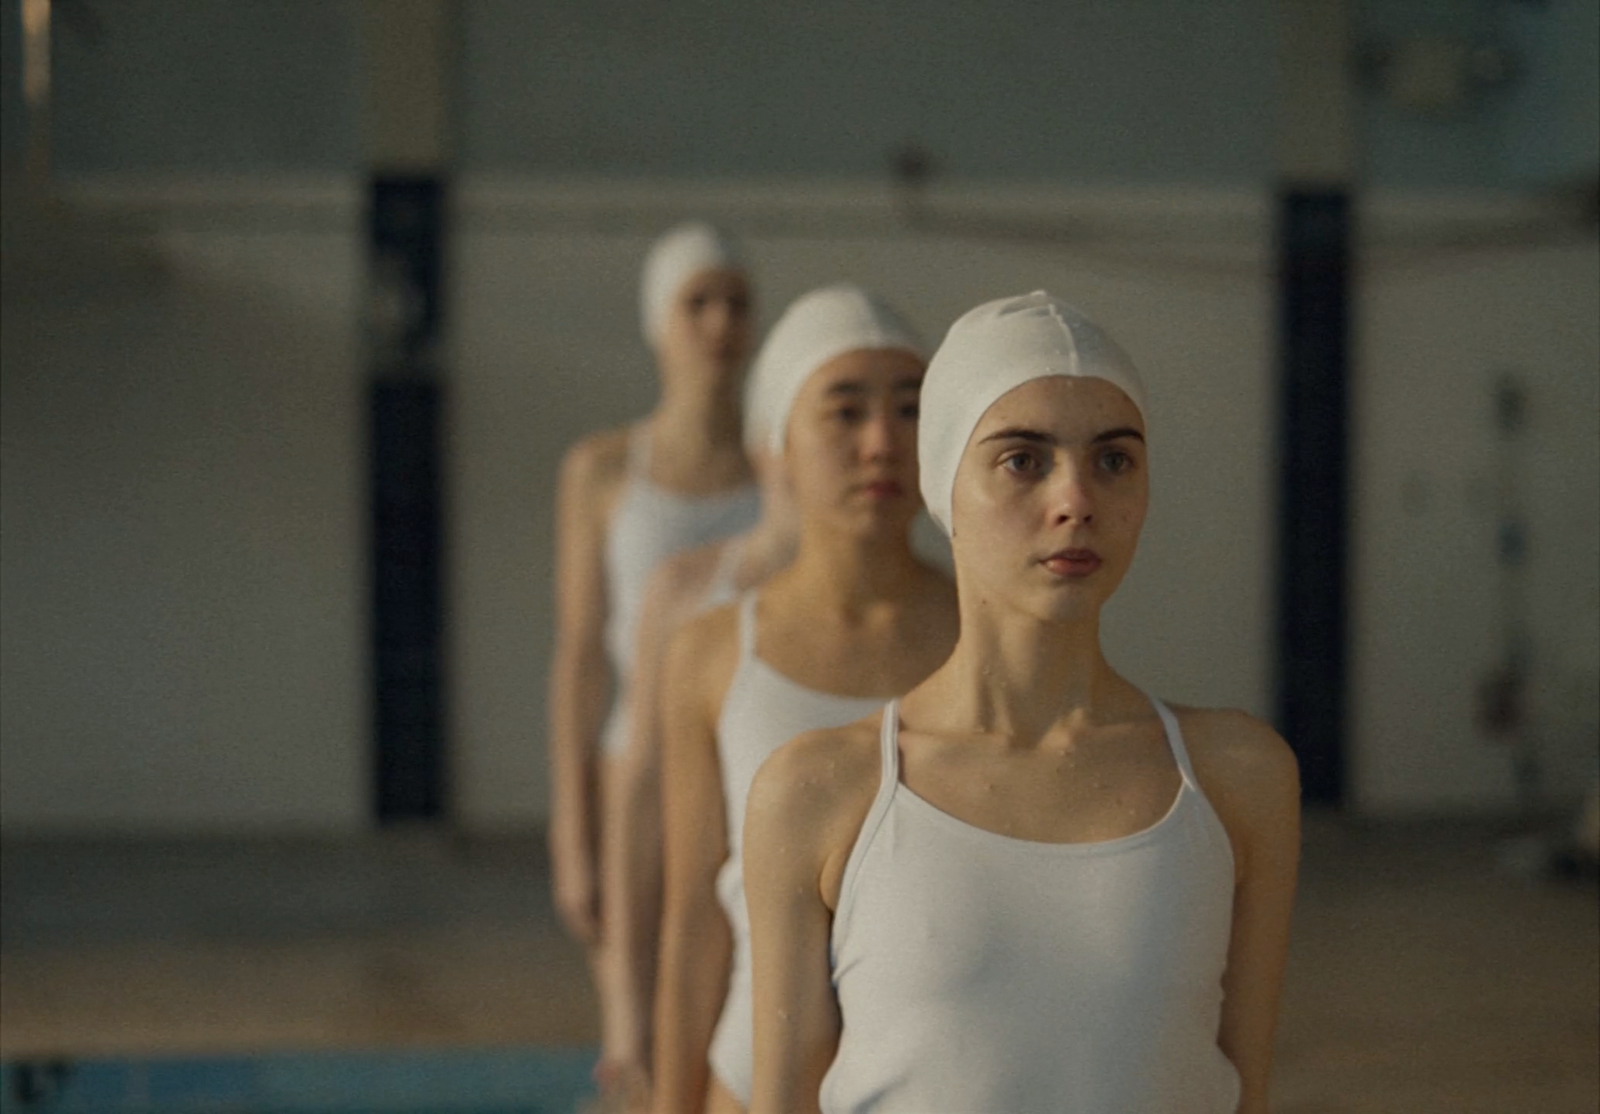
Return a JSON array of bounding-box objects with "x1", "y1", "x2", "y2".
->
[
  {"x1": 599, "y1": 426, "x2": 759, "y2": 756},
  {"x1": 708, "y1": 592, "x2": 886, "y2": 1103},
  {"x1": 821, "y1": 698, "x2": 1241, "y2": 1114},
  {"x1": 696, "y1": 535, "x2": 746, "y2": 615}
]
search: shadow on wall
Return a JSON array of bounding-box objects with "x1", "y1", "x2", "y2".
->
[{"x1": 0, "y1": 183, "x2": 366, "y2": 834}]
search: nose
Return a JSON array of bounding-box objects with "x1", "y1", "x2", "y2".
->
[
  {"x1": 859, "y1": 406, "x2": 900, "y2": 462},
  {"x1": 1051, "y1": 464, "x2": 1094, "y2": 525},
  {"x1": 700, "y1": 298, "x2": 734, "y2": 340}
]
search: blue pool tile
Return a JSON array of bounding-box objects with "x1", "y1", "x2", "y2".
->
[
  {"x1": 1, "y1": 1047, "x2": 598, "y2": 1114},
  {"x1": 146, "y1": 1057, "x2": 258, "y2": 1106}
]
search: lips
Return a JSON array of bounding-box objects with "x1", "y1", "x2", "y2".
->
[
  {"x1": 860, "y1": 480, "x2": 905, "y2": 500},
  {"x1": 1042, "y1": 548, "x2": 1102, "y2": 578}
]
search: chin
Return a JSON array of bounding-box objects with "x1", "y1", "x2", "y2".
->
[
  {"x1": 843, "y1": 505, "x2": 917, "y2": 542},
  {"x1": 1037, "y1": 592, "x2": 1103, "y2": 624},
  {"x1": 710, "y1": 350, "x2": 747, "y2": 375},
  {"x1": 685, "y1": 355, "x2": 743, "y2": 387},
  {"x1": 975, "y1": 575, "x2": 1110, "y2": 625}
]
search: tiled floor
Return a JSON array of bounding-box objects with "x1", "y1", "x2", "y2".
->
[
  {"x1": 1, "y1": 833, "x2": 596, "y2": 1057},
  {"x1": 2, "y1": 816, "x2": 1595, "y2": 1112}
]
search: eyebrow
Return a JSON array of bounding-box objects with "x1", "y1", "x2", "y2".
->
[
  {"x1": 977, "y1": 425, "x2": 1145, "y2": 445},
  {"x1": 824, "y1": 376, "x2": 925, "y2": 397},
  {"x1": 1092, "y1": 426, "x2": 1145, "y2": 444}
]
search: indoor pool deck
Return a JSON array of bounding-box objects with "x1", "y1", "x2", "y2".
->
[{"x1": 1, "y1": 816, "x2": 1595, "y2": 1113}]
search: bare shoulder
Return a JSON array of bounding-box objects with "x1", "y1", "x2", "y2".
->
[
  {"x1": 754, "y1": 719, "x2": 882, "y2": 815},
  {"x1": 1173, "y1": 707, "x2": 1299, "y2": 793},
  {"x1": 558, "y1": 426, "x2": 632, "y2": 501},
  {"x1": 1171, "y1": 706, "x2": 1301, "y2": 863},
  {"x1": 662, "y1": 599, "x2": 742, "y2": 713},
  {"x1": 746, "y1": 717, "x2": 884, "y2": 902}
]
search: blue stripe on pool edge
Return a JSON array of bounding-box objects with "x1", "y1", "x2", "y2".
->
[{"x1": 0, "y1": 1047, "x2": 598, "y2": 1114}]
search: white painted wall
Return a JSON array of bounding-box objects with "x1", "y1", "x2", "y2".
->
[
  {"x1": 0, "y1": 190, "x2": 367, "y2": 833},
  {"x1": 1351, "y1": 230, "x2": 1600, "y2": 813},
  {"x1": 2, "y1": 180, "x2": 1594, "y2": 833}
]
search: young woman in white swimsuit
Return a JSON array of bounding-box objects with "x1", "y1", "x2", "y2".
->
[
  {"x1": 599, "y1": 382, "x2": 801, "y2": 1107},
  {"x1": 653, "y1": 286, "x2": 961, "y2": 1114},
  {"x1": 548, "y1": 223, "x2": 760, "y2": 1089},
  {"x1": 744, "y1": 291, "x2": 1301, "y2": 1114}
]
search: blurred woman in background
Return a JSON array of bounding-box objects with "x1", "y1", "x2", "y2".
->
[
  {"x1": 600, "y1": 379, "x2": 801, "y2": 1106},
  {"x1": 547, "y1": 222, "x2": 760, "y2": 1095}
]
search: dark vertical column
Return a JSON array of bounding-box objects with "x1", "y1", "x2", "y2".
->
[
  {"x1": 1273, "y1": 0, "x2": 1354, "y2": 806},
  {"x1": 368, "y1": 177, "x2": 448, "y2": 823},
  {"x1": 361, "y1": 0, "x2": 456, "y2": 825},
  {"x1": 1274, "y1": 189, "x2": 1351, "y2": 805}
]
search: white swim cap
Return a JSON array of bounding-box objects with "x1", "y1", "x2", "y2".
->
[
  {"x1": 639, "y1": 221, "x2": 746, "y2": 344},
  {"x1": 918, "y1": 291, "x2": 1147, "y2": 535},
  {"x1": 745, "y1": 283, "x2": 925, "y2": 456}
]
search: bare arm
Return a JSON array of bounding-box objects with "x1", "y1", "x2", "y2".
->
[
  {"x1": 745, "y1": 730, "x2": 871, "y2": 1114},
  {"x1": 652, "y1": 610, "x2": 738, "y2": 1114},
  {"x1": 599, "y1": 552, "x2": 712, "y2": 1081},
  {"x1": 547, "y1": 435, "x2": 620, "y2": 945},
  {"x1": 1189, "y1": 711, "x2": 1302, "y2": 1114}
]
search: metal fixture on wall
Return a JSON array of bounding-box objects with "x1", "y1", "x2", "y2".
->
[
  {"x1": 1476, "y1": 372, "x2": 1543, "y2": 812},
  {"x1": 1354, "y1": 35, "x2": 1518, "y2": 118}
]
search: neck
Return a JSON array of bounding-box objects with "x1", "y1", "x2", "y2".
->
[
  {"x1": 739, "y1": 509, "x2": 799, "y2": 571},
  {"x1": 783, "y1": 516, "x2": 924, "y2": 616},
  {"x1": 929, "y1": 594, "x2": 1118, "y2": 740},
  {"x1": 652, "y1": 372, "x2": 743, "y2": 452}
]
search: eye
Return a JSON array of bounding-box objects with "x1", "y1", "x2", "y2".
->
[
  {"x1": 1000, "y1": 450, "x2": 1042, "y2": 476},
  {"x1": 1099, "y1": 448, "x2": 1134, "y2": 474},
  {"x1": 833, "y1": 406, "x2": 865, "y2": 424},
  {"x1": 898, "y1": 401, "x2": 920, "y2": 419}
]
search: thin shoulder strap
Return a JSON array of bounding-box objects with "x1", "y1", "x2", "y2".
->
[
  {"x1": 1150, "y1": 696, "x2": 1200, "y2": 791},
  {"x1": 877, "y1": 699, "x2": 902, "y2": 790},
  {"x1": 830, "y1": 700, "x2": 903, "y2": 952},
  {"x1": 736, "y1": 590, "x2": 759, "y2": 662}
]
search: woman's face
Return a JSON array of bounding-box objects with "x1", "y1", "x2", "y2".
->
[
  {"x1": 950, "y1": 375, "x2": 1148, "y2": 623},
  {"x1": 656, "y1": 267, "x2": 753, "y2": 383},
  {"x1": 783, "y1": 347, "x2": 926, "y2": 540}
]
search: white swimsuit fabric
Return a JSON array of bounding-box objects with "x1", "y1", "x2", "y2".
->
[
  {"x1": 917, "y1": 290, "x2": 1147, "y2": 534},
  {"x1": 745, "y1": 284, "x2": 924, "y2": 456},
  {"x1": 598, "y1": 429, "x2": 759, "y2": 757},
  {"x1": 820, "y1": 698, "x2": 1240, "y2": 1114},
  {"x1": 707, "y1": 593, "x2": 886, "y2": 1103},
  {"x1": 638, "y1": 222, "x2": 745, "y2": 343}
]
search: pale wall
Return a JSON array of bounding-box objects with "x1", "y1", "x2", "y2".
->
[
  {"x1": 0, "y1": 199, "x2": 367, "y2": 832},
  {"x1": 2, "y1": 181, "x2": 1595, "y2": 833},
  {"x1": 1351, "y1": 234, "x2": 1600, "y2": 813}
]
